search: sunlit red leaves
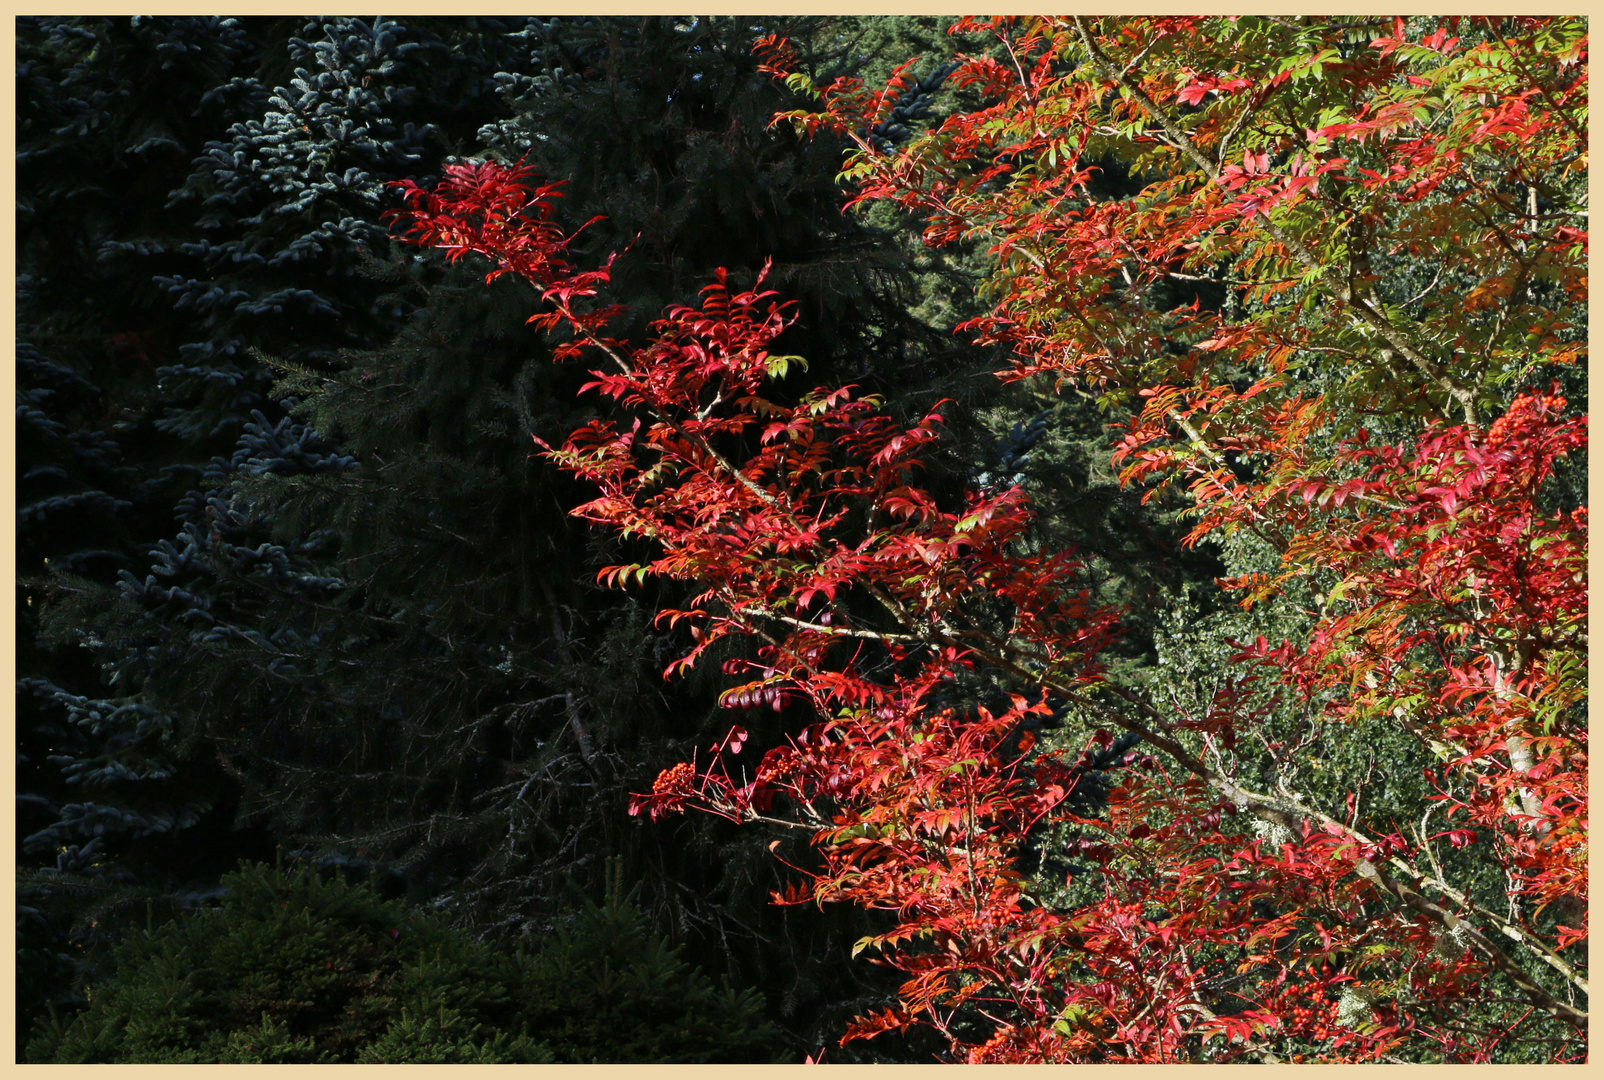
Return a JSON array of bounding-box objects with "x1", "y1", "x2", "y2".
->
[
  {"x1": 1225, "y1": 390, "x2": 1586, "y2": 956},
  {"x1": 388, "y1": 21, "x2": 1587, "y2": 1053},
  {"x1": 741, "y1": 13, "x2": 1583, "y2": 1058}
]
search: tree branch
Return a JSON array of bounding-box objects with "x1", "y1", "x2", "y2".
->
[{"x1": 1067, "y1": 16, "x2": 1480, "y2": 426}]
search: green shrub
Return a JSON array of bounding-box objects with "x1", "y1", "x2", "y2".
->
[
  {"x1": 517, "y1": 868, "x2": 780, "y2": 1063},
  {"x1": 28, "y1": 860, "x2": 780, "y2": 1063}
]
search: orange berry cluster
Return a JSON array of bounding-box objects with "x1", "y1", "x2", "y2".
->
[{"x1": 651, "y1": 761, "x2": 696, "y2": 795}]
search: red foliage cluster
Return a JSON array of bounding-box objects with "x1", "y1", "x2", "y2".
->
[
  {"x1": 1234, "y1": 395, "x2": 1587, "y2": 943},
  {"x1": 386, "y1": 14, "x2": 1586, "y2": 1055}
]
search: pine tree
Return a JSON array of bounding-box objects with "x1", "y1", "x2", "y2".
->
[
  {"x1": 16, "y1": 15, "x2": 539, "y2": 1032},
  {"x1": 16, "y1": 17, "x2": 286, "y2": 1032}
]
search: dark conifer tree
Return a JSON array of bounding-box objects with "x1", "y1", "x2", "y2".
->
[
  {"x1": 16, "y1": 15, "x2": 537, "y2": 1034},
  {"x1": 17, "y1": 16, "x2": 283, "y2": 1033}
]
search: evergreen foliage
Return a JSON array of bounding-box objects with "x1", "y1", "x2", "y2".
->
[
  {"x1": 26, "y1": 860, "x2": 545, "y2": 1063},
  {"x1": 15, "y1": 14, "x2": 535, "y2": 1033},
  {"x1": 515, "y1": 860, "x2": 781, "y2": 1062},
  {"x1": 27, "y1": 859, "x2": 776, "y2": 1063},
  {"x1": 16, "y1": 16, "x2": 281, "y2": 1031}
]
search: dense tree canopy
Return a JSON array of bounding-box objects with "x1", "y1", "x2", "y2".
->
[{"x1": 15, "y1": 14, "x2": 1586, "y2": 1064}]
